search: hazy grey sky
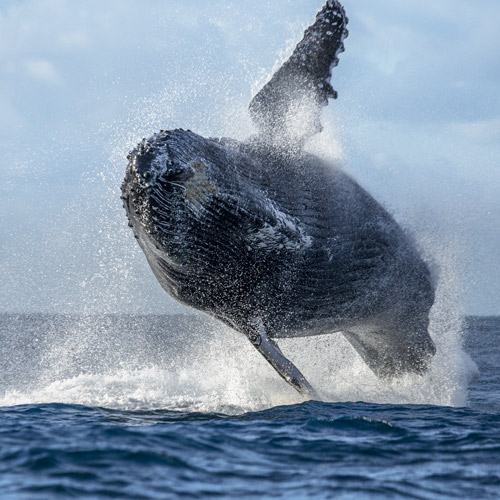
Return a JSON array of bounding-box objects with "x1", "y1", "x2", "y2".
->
[{"x1": 0, "y1": 0, "x2": 499, "y2": 315}]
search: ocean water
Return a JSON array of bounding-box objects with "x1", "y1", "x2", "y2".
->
[{"x1": 0, "y1": 313, "x2": 499, "y2": 499}]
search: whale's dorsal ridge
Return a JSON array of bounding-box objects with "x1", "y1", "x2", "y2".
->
[{"x1": 249, "y1": 0, "x2": 348, "y2": 148}]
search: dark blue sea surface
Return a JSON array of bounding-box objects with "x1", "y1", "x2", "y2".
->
[{"x1": 1, "y1": 314, "x2": 499, "y2": 499}]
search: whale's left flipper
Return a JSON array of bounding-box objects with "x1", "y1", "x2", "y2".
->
[
  {"x1": 249, "y1": 0, "x2": 348, "y2": 146},
  {"x1": 247, "y1": 318, "x2": 318, "y2": 399}
]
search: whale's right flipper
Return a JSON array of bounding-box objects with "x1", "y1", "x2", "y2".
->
[
  {"x1": 247, "y1": 318, "x2": 318, "y2": 399},
  {"x1": 249, "y1": 0, "x2": 348, "y2": 146}
]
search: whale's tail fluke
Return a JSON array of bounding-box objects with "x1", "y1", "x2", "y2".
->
[{"x1": 249, "y1": 0, "x2": 348, "y2": 148}]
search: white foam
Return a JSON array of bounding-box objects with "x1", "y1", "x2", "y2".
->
[
  {"x1": 0, "y1": 325, "x2": 299, "y2": 414},
  {"x1": 0, "y1": 285, "x2": 476, "y2": 413}
]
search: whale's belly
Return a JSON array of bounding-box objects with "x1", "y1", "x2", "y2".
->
[
  {"x1": 123, "y1": 130, "x2": 433, "y2": 339},
  {"x1": 236, "y1": 146, "x2": 433, "y2": 337}
]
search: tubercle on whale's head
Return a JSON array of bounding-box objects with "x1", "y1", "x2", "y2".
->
[
  {"x1": 123, "y1": 132, "x2": 189, "y2": 223},
  {"x1": 124, "y1": 130, "x2": 197, "y2": 189}
]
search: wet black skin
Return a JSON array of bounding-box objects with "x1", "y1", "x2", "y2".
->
[{"x1": 121, "y1": 1, "x2": 436, "y2": 386}]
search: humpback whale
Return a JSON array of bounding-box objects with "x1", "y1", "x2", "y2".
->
[{"x1": 121, "y1": 1, "x2": 435, "y2": 398}]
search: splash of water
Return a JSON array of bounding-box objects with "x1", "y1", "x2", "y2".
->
[
  {"x1": 1, "y1": 8, "x2": 477, "y2": 414},
  {"x1": 0, "y1": 278, "x2": 477, "y2": 413}
]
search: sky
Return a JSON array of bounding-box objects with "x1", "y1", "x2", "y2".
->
[{"x1": 0, "y1": 0, "x2": 499, "y2": 315}]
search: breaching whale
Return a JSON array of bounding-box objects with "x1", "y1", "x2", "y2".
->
[{"x1": 121, "y1": 1, "x2": 435, "y2": 398}]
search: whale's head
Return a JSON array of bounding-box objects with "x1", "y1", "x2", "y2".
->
[{"x1": 121, "y1": 129, "x2": 223, "y2": 299}]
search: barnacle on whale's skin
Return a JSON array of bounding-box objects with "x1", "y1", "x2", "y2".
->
[{"x1": 122, "y1": 1, "x2": 435, "y2": 398}]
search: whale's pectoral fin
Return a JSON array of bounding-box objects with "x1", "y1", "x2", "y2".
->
[
  {"x1": 249, "y1": 1, "x2": 348, "y2": 146},
  {"x1": 343, "y1": 323, "x2": 436, "y2": 379},
  {"x1": 247, "y1": 318, "x2": 319, "y2": 399}
]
